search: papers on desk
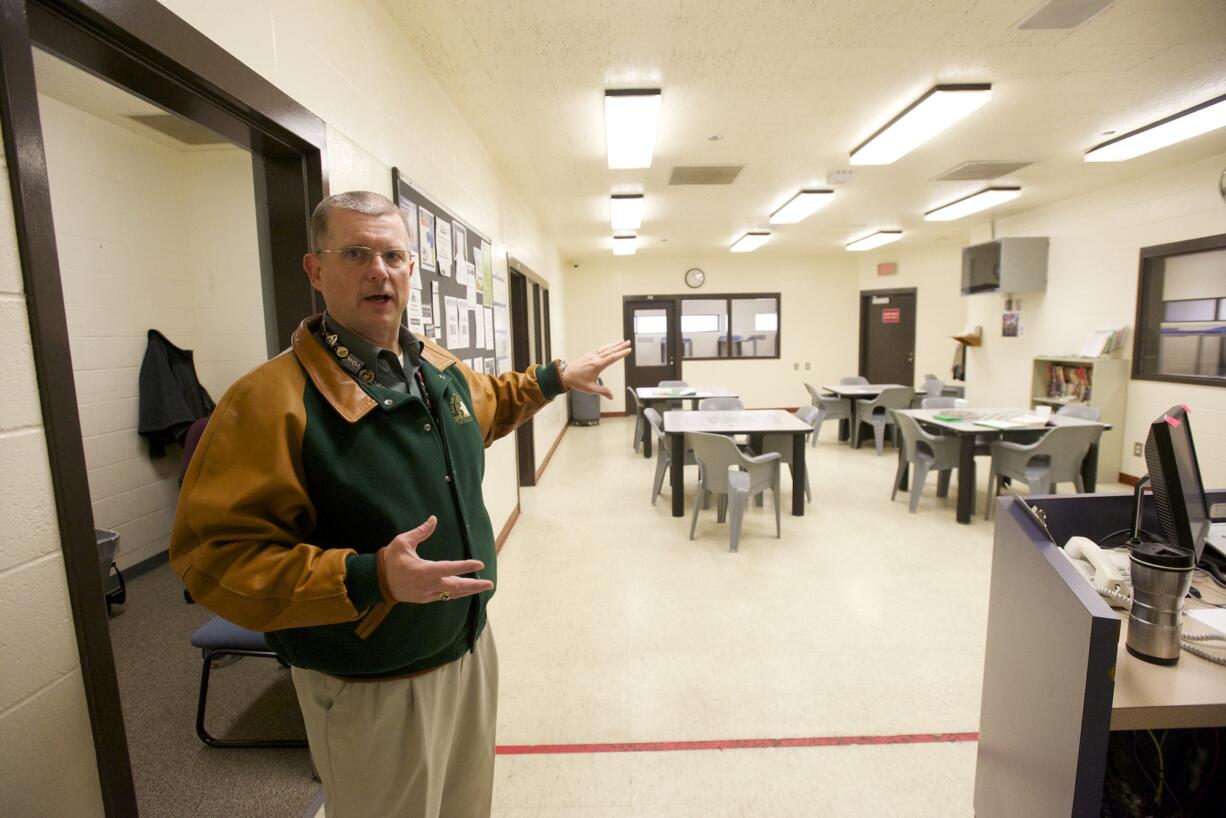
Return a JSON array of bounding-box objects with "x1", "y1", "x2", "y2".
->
[
  {"x1": 934, "y1": 410, "x2": 978, "y2": 421},
  {"x1": 974, "y1": 419, "x2": 1028, "y2": 430},
  {"x1": 662, "y1": 387, "x2": 696, "y2": 396},
  {"x1": 1186, "y1": 608, "x2": 1226, "y2": 637}
]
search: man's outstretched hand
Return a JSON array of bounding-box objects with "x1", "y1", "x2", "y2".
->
[
  {"x1": 379, "y1": 516, "x2": 493, "y2": 604},
  {"x1": 560, "y1": 339, "x2": 632, "y2": 400}
]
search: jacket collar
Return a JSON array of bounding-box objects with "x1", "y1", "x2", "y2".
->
[{"x1": 292, "y1": 314, "x2": 459, "y2": 422}]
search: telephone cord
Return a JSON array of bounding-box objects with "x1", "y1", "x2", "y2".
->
[
  {"x1": 1180, "y1": 633, "x2": 1226, "y2": 667},
  {"x1": 1096, "y1": 585, "x2": 1132, "y2": 608}
]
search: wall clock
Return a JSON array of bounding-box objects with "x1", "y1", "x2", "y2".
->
[
  {"x1": 1220, "y1": 167, "x2": 1226, "y2": 203},
  {"x1": 684, "y1": 267, "x2": 706, "y2": 288}
]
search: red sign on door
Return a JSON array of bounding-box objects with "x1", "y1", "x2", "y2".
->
[{"x1": 881, "y1": 308, "x2": 901, "y2": 324}]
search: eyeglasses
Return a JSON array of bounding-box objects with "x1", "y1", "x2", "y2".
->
[{"x1": 317, "y1": 245, "x2": 412, "y2": 270}]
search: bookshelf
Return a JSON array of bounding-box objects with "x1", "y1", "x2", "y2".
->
[{"x1": 1030, "y1": 356, "x2": 1128, "y2": 481}]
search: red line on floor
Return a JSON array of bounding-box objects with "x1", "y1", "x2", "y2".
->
[{"x1": 496, "y1": 731, "x2": 978, "y2": 756}]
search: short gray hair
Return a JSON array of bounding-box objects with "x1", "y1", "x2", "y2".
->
[{"x1": 309, "y1": 191, "x2": 411, "y2": 252}]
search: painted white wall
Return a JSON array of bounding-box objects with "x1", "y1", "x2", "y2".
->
[
  {"x1": 0, "y1": 123, "x2": 106, "y2": 817},
  {"x1": 964, "y1": 151, "x2": 1226, "y2": 485},
  {"x1": 41, "y1": 94, "x2": 266, "y2": 570},
  {"x1": 566, "y1": 253, "x2": 860, "y2": 431},
  {"x1": 154, "y1": 0, "x2": 568, "y2": 530}
]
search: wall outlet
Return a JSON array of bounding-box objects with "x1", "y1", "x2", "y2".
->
[
  {"x1": 793, "y1": 362, "x2": 799, "y2": 370},
  {"x1": 1133, "y1": 442, "x2": 1143, "y2": 457},
  {"x1": 805, "y1": 362, "x2": 811, "y2": 370}
]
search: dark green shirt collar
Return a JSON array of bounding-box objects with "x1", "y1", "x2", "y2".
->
[{"x1": 322, "y1": 312, "x2": 422, "y2": 395}]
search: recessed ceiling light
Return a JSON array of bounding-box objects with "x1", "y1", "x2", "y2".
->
[
  {"x1": 605, "y1": 89, "x2": 662, "y2": 169},
  {"x1": 924, "y1": 186, "x2": 1022, "y2": 221},
  {"x1": 610, "y1": 194, "x2": 644, "y2": 230},
  {"x1": 730, "y1": 231, "x2": 771, "y2": 253},
  {"x1": 850, "y1": 84, "x2": 993, "y2": 166},
  {"x1": 769, "y1": 190, "x2": 836, "y2": 225},
  {"x1": 846, "y1": 230, "x2": 903, "y2": 251},
  {"x1": 612, "y1": 234, "x2": 637, "y2": 256},
  {"x1": 1085, "y1": 93, "x2": 1226, "y2": 162}
]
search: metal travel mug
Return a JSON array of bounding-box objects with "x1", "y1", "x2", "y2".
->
[{"x1": 1126, "y1": 542, "x2": 1195, "y2": 665}]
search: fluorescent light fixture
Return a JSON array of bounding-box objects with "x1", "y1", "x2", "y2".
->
[
  {"x1": 850, "y1": 84, "x2": 993, "y2": 166},
  {"x1": 924, "y1": 186, "x2": 1022, "y2": 221},
  {"x1": 610, "y1": 194, "x2": 644, "y2": 230},
  {"x1": 769, "y1": 189, "x2": 835, "y2": 224},
  {"x1": 730, "y1": 231, "x2": 771, "y2": 253},
  {"x1": 612, "y1": 234, "x2": 637, "y2": 256},
  {"x1": 605, "y1": 89, "x2": 662, "y2": 169},
  {"x1": 1084, "y1": 93, "x2": 1226, "y2": 162},
  {"x1": 846, "y1": 230, "x2": 903, "y2": 252}
]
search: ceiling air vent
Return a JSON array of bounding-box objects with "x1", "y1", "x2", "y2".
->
[
  {"x1": 668, "y1": 166, "x2": 743, "y2": 185},
  {"x1": 129, "y1": 114, "x2": 226, "y2": 146},
  {"x1": 1014, "y1": 0, "x2": 1119, "y2": 30},
  {"x1": 934, "y1": 161, "x2": 1031, "y2": 182}
]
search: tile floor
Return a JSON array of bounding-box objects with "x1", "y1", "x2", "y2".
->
[{"x1": 475, "y1": 417, "x2": 1128, "y2": 817}]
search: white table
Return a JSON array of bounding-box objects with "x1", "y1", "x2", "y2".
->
[
  {"x1": 663, "y1": 409, "x2": 812, "y2": 517},
  {"x1": 634, "y1": 387, "x2": 739, "y2": 457}
]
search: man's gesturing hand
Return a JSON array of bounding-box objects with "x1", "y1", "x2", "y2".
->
[
  {"x1": 379, "y1": 516, "x2": 493, "y2": 604},
  {"x1": 560, "y1": 339, "x2": 632, "y2": 400}
]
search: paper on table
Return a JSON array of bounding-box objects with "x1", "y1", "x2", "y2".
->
[{"x1": 1186, "y1": 608, "x2": 1226, "y2": 636}]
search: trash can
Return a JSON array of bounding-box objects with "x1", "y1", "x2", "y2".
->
[
  {"x1": 95, "y1": 529, "x2": 126, "y2": 607},
  {"x1": 569, "y1": 378, "x2": 601, "y2": 426}
]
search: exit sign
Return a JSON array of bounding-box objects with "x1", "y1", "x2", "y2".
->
[{"x1": 882, "y1": 308, "x2": 901, "y2": 324}]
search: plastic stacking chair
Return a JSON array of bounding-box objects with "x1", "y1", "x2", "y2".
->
[
  {"x1": 645, "y1": 408, "x2": 700, "y2": 506},
  {"x1": 687, "y1": 432, "x2": 781, "y2": 552},
  {"x1": 658, "y1": 379, "x2": 688, "y2": 388},
  {"x1": 699, "y1": 397, "x2": 744, "y2": 411},
  {"x1": 854, "y1": 386, "x2": 914, "y2": 455},
  {"x1": 189, "y1": 616, "x2": 307, "y2": 748},
  {"x1": 912, "y1": 377, "x2": 945, "y2": 407},
  {"x1": 921, "y1": 397, "x2": 958, "y2": 409},
  {"x1": 891, "y1": 411, "x2": 959, "y2": 513},
  {"x1": 1055, "y1": 404, "x2": 1102, "y2": 421},
  {"x1": 985, "y1": 424, "x2": 1102, "y2": 520},
  {"x1": 840, "y1": 375, "x2": 869, "y2": 385},
  {"x1": 804, "y1": 383, "x2": 850, "y2": 447},
  {"x1": 626, "y1": 387, "x2": 646, "y2": 453},
  {"x1": 752, "y1": 406, "x2": 817, "y2": 503}
]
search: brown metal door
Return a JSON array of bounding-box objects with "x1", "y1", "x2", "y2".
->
[
  {"x1": 859, "y1": 289, "x2": 917, "y2": 385},
  {"x1": 622, "y1": 298, "x2": 680, "y2": 393}
]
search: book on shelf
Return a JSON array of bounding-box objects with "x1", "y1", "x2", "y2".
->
[{"x1": 1047, "y1": 364, "x2": 1092, "y2": 402}]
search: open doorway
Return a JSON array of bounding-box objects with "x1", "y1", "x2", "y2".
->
[{"x1": 0, "y1": 1, "x2": 325, "y2": 814}]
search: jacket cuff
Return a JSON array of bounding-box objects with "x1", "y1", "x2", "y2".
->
[
  {"x1": 537, "y1": 361, "x2": 566, "y2": 400},
  {"x1": 343, "y1": 553, "x2": 387, "y2": 608}
]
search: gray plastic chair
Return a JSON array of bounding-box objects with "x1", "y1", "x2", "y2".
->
[
  {"x1": 891, "y1": 411, "x2": 959, "y2": 513},
  {"x1": 804, "y1": 383, "x2": 850, "y2": 447},
  {"x1": 854, "y1": 386, "x2": 915, "y2": 455},
  {"x1": 644, "y1": 408, "x2": 699, "y2": 506},
  {"x1": 753, "y1": 406, "x2": 816, "y2": 503},
  {"x1": 657, "y1": 380, "x2": 688, "y2": 388},
  {"x1": 912, "y1": 377, "x2": 945, "y2": 407},
  {"x1": 626, "y1": 387, "x2": 645, "y2": 453},
  {"x1": 687, "y1": 432, "x2": 781, "y2": 552},
  {"x1": 699, "y1": 397, "x2": 744, "y2": 411},
  {"x1": 840, "y1": 375, "x2": 869, "y2": 385},
  {"x1": 1056, "y1": 404, "x2": 1102, "y2": 421},
  {"x1": 921, "y1": 397, "x2": 958, "y2": 409},
  {"x1": 985, "y1": 424, "x2": 1102, "y2": 519}
]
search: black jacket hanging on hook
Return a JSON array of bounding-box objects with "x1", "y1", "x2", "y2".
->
[{"x1": 137, "y1": 329, "x2": 215, "y2": 458}]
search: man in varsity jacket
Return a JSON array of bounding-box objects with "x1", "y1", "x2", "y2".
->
[{"x1": 170, "y1": 191, "x2": 629, "y2": 817}]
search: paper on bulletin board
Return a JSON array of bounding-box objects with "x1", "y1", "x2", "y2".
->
[
  {"x1": 458, "y1": 305, "x2": 470, "y2": 348},
  {"x1": 436, "y1": 219, "x2": 453, "y2": 277},
  {"x1": 484, "y1": 356, "x2": 495, "y2": 374},
  {"x1": 474, "y1": 305, "x2": 486, "y2": 348},
  {"x1": 418, "y1": 208, "x2": 436, "y2": 272},
  {"x1": 483, "y1": 308, "x2": 494, "y2": 351},
  {"x1": 480, "y1": 241, "x2": 493, "y2": 297},
  {"x1": 453, "y1": 223, "x2": 467, "y2": 273},
  {"x1": 465, "y1": 284, "x2": 477, "y2": 307},
  {"x1": 444, "y1": 296, "x2": 458, "y2": 346},
  {"x1": 400, "y1": 201, "x2": 419, "y2": 263},
  {"x1": 472, "y1": 357, "x2": 484, "y2": 375},
  {"x1": 407, "y1": 288, "x2": 423, "y2": 333}
]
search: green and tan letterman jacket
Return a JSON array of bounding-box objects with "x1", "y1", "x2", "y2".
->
[{"x1": 170, "y1": 314, "x2": 564, "y2": 677}]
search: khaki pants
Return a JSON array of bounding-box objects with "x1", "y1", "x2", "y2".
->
[{"x1": 292, "y1": 627, "x2": 498, "y2": 818}]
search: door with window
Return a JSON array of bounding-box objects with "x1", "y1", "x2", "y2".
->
[
  {"x1": 622, "y1": 299, "x2": 680, "y2": 396},
  {"x1": 859, "y1": 288, "x2": 917, "y2": 385}
]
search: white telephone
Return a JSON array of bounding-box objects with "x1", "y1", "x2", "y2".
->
[{"x1": 1061, "y1": 537, "x2": 1133, "y2": 609}]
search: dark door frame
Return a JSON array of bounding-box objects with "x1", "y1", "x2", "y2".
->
[
  {"x1": 0, "y1": 1, "x2": 326, "y2": 813},
  {"x1": 508, "y1": 265, "x2": 534, "y2": 486},
  {"x1": 621, "y1": 295, "x2": 682, "y2": 389},
  {"x1": 858, "y1": 286, "x2": 917, "y2": 383}
]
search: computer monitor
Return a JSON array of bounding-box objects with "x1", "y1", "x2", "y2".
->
[{"x1": 1143, "y1": 404, "x2": 1211, "y2": 563}]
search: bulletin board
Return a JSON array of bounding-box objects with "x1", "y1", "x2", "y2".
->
[{"x1": 392, "y1": 168, "x2": 510, "y2": 375}]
